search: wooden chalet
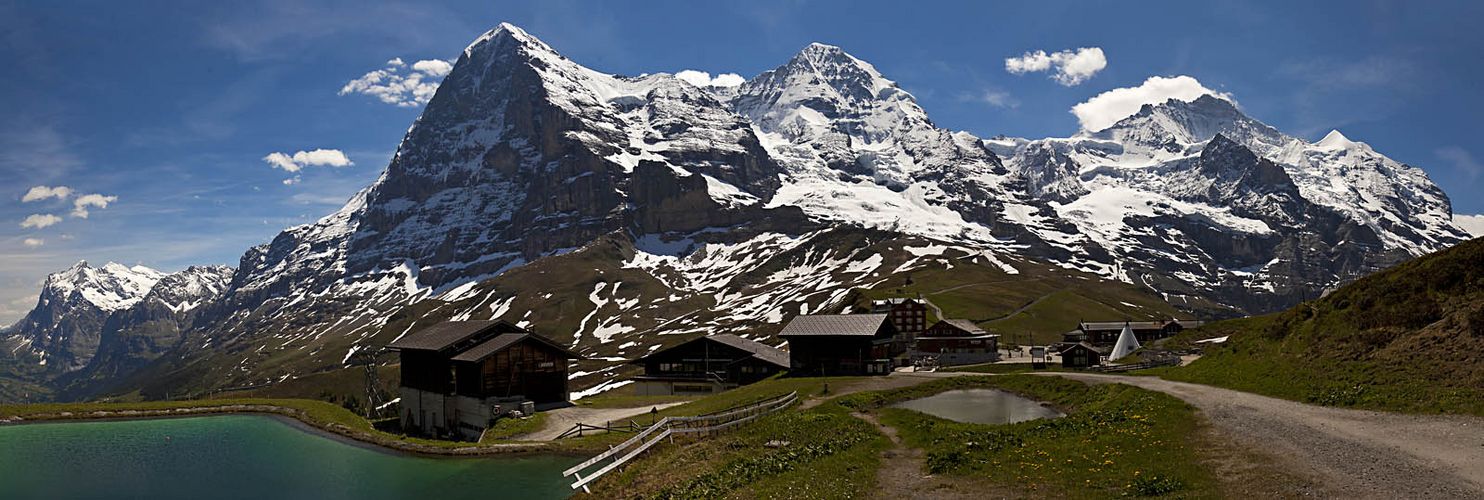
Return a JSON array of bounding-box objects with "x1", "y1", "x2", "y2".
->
[
  {"x1": 390, "y1": 320, "x2": 581, "y2": 441},
  {"x1": 1059, "y1": 342, "x2": 1108, "y2": 368},
  {"x1": 912, "y1": 319, "x2": 1000, "y2": 366},
  {"x1": 778, "y1": 314, "x2": 897, "y2": 376},
  {"x1": 630, "y1": 334, "x2": 790, "y2": 396},
  {"x1": 1064, "y1": 319, "x2": 1203, "y2": 346}
]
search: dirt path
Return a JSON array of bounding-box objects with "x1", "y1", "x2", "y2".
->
[
  {"x1": 1045, "y1": 373, "x2": 1484, "y2": 499},
  {"x1": 855, "y1": 411, "x2": 1017, "y2": 499},
  {"x1": 518, "y1": 402, "x2": 686, "y2": 441}
]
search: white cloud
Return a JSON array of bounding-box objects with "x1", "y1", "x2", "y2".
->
[
  {"x1": 282, "y1": 176, "x2": 301, "y2": 186},
  {"x1": 1436, "y1": 147, "x2": 1481, "y2": 181},
  {"x1": 22, "y1": 238, "x2": 43, "y2": 247},
  {"x1": 1456, "y1": 214, "x2": 1484, "y2": 238},
  {"x1": 1006, "y1": 47, "x2": 1107, "y2": 86},
  {"x1": 262, "y1": 149, "x2": 353, "y2": 174},
  {"x1": 411, "y1": 59, "x2": 453, "y2": 77},
  {"x1": 339, "y1": 58, "x2": 455, "y2": 107},
  {"x1": 20, "y1": 214, "x2": 62, "y2": 229},
  {"x1": 71, "y1": 193, "x2": 117, "y2": 218},
  {"x1": 674, "y1": 70, "x2": 746, "y2": 88},
  {"x1": 22, "y1": 185, "x2": 72, "y2": 202},
  {"x1": 965, "y1": 89, "x2": 1019, "y2": 108},
  {"x1": 1071, "y1": 75, "x2": 1235, "y2": 132}
]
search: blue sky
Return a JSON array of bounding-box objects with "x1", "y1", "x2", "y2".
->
[{"x1": 2, "y1": 0, "x2": 1482, "y2": 323}]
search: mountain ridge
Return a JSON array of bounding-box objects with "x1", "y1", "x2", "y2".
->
[{"x1": 1, "y1": 23, "x2": 1470, "y2": 402}]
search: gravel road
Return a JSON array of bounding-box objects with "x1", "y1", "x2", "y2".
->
[
  {"x1": 518, "y1": 402, "x2": 686, "y2": 441},
  {"x1": 1047, "y1": 373, "x2": 1484, "y2": 499}
]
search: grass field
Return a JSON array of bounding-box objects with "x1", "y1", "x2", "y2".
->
[
  {"x1": 584, "y1": 377, "x2": 888, "y2": 499},
  {"x1": 840, "y1": 375, "x2": 1216, "y2": 498}
]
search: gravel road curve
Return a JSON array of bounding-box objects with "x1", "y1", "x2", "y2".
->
[{"x1": 1047, "y1": 373, "x2": 1484, "y2": 499}]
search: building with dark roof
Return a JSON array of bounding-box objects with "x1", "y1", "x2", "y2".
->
[
  {"x1": 390, "y1": 320, "x2": 580, "y2": 441},
  {"x1": 1063, "y1": 319, "x2": 1203, "y2": 346},
  {"x1": 1059, "y1": 342, "x2": 1108, "y2": 368},
  {"x1": 630, "y1": 334, "x2": 790, "y2": 396},
  {"x1": 913, "y1": 319, "x2": 1000, "y2": 366},
  {"x1": 778, "y1": 314, "x2": 897, "y2": 376}
]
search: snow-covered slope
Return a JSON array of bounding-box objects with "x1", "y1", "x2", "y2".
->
[{"x1": 991, "y1": 94, "x2": 1469, "y2": 309}]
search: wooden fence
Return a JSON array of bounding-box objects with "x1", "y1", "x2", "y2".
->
[
  {"x1": 1091, "y1": 355, "x2": 1181, "y2": 373},
  {"x1": 560, "y1": 391, "x2": 799, "y2": 492}
]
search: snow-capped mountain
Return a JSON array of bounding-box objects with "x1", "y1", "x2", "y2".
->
[
  {"x1": 986, "y1": 94, "x2": 1467, "y2": 309},
  {"x1": 2, "y1": 23, "x2": 1470, "y2": 401},
  {"x1": 3, "y1": 261, "x2": 165, "y2": 371},
  {"x1": 2, "y1": 263, "x2": 233, "y2": 400}
]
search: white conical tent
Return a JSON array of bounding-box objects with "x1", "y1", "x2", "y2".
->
[{"x1": 1109, "y1": 324, "x2": 1141, "y2": 361}]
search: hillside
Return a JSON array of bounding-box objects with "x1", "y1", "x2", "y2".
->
[
  {"x1": 83, "y1": 227, "x2": 1187, "y2": 402},
  {"x1": 1167, "y1": 236, "x2": 1484, "y2": 415}
]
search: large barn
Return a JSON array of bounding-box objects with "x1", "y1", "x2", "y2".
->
[
  {"x1": 913, "y1": 319, "x2": 1000, "y2": 366},
  {"x1": 778, "y1": 314, "x2": 898, "y2": 376},
  {"x1": 1064, "y1": 319, "x2": 1203, "y2": 346},
  {"x1": 389, "y1": 320, "x2": 581, "y2": 441},
  {"x1": 630, "y1": 334, "x2": 789, "y2": 395}
]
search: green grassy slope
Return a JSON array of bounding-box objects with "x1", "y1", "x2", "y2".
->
[
  {"x1": 851, "y1": 254, "x2": 1198, "y2": 345},
  {"x1": 1167, "y1": 237, "x2": 1484, "y2": 415}
]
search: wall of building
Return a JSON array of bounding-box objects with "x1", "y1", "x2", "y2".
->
[{"x1": 400, "y1": 386, "x2": 528, "y2": 441}]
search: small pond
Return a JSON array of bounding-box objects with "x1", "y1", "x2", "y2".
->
[{"x1": 891, "y1": 389, "x2": 1064, "y2": 424}]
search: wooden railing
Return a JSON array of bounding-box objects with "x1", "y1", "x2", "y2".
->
[
  {"x1": 555, "y1": 419, "x2": 647, "y2": 440},
  {"x1": 561, "y1": 391, "x2": 798, "y2": 492}
]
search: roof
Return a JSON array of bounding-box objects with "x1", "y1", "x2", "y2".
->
[
  {"x1": 706, "y1": 334, "x2": 790, "y2": 368},
  {"x1": 778, "y1": 314, "x2": 890, "y2": 337},
  {"x1": 870, "y1": 297, "x2": 925, "y2": 312},
  {"x1": 1078, "y1": 319, "x2": 1201, "y2": 332},
  {"x1": 449, "y1": 332, "x2": 583, "y2": 363},
  {"x1": 388, "y1": 320, "x2": 517, "y2": 351},
  {"x1": 1060, "y1": 341, "x2": 1110, "y2": 355},
  {"x1": 929, "y1": 319, "x2": 988, "y2": 335}
]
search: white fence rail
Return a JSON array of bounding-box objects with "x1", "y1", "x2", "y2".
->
[{"x1": 561, "y1": 391, "x2": 798, "y2": 492}]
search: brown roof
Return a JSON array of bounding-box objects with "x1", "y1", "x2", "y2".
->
[
  {"x1": 1078, "y1": 319, "x2": 1201, "y2": 332},
  {"x1": 387, "y1": 320, "x2": 516, "y2": 351},
  {"x1": 705, "y1": 334, "x2": 790, "y2": 368},
  {"x1": 931, "y1": 319, "x2": 989, "y2": 336},
  {"x1": 450, "y1": 332, "x2": 583, "y2": 363},
  {"x1": 778, "y1": 314, "x2": 889, "y2": 337}
]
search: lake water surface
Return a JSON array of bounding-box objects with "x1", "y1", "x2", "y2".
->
[
  {"x1": 892, "y1": 389, "x2": 1064, "y2": 424},
  {"x1": 0, "y1": 414, "x2": 578, "y2": 500}
]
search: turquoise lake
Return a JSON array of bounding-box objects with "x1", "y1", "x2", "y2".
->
[{"x1": 0, "y1": 415, "x2": 579, "y2": 500}]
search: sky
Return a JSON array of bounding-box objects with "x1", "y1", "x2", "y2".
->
[{"x1": 2, "y1": 0, "x2": 1482, "y2": 324}]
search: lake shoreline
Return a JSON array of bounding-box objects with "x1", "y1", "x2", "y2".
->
[{"x1": 0, "y1": 402, "x2": 575, "y2": 458}]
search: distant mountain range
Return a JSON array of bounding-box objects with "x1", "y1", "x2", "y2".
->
[{"x1": 1, "y1": 23, "x2": 1471, "y2": 402}]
